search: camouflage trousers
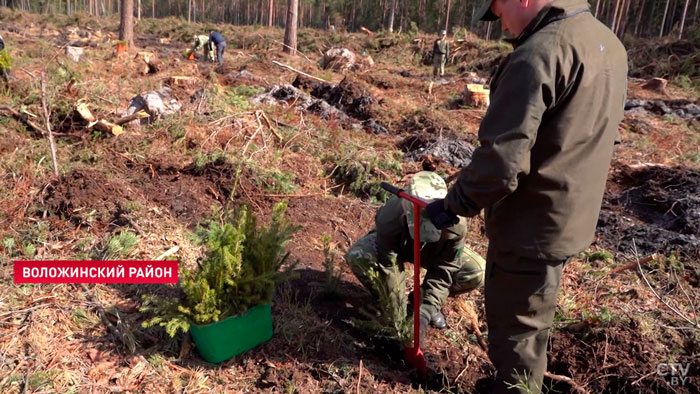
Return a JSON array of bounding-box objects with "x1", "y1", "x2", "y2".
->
[
  {"x1": 345, "y1": 231, "x2": 485, "y2": 310},
  {"x1": 433, "y1": 54, "x2": 446, "y2": 77}
]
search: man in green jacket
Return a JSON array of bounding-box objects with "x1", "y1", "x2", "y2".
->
[
  {"x1": 191, "y1": 34, "x2": 216, "y2": 62},
  {"x1": 424, "y1": 0, "x2": 628, "y2": 392},
  {"x1": 432, "y1": 30, "x2": 449, "y2": 78},
  {"x1": 346, "y1": 172, "x2": 485, "y2": 343}
]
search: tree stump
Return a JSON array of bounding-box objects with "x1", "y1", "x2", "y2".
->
[
  {"x1": 464, "y1": 84, "x2": 490, "y2": 109},
  {"x1": 642, "y1": 77, "x2": 668, "y2": 94}
]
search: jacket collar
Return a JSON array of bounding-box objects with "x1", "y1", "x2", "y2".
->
[{"x1": 505, "y1": 0, "x2": 590, "y2": 47}]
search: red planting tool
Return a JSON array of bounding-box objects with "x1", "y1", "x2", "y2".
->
[{"x1": 380, "y1": 181, "x2": 427, "y2": 377}]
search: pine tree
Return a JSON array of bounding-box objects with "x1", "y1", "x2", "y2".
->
[{"x1": 141, "y1": 202, "x2": 298, "y2": 337}]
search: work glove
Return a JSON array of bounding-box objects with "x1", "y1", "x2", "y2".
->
[{"x1": 426, "y1": 198, "x2": 459, "y2": 229}]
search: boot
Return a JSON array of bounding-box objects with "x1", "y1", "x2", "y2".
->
[
  {"x1": 410, "y1": 292, "x2": 448, "y2": 330},
  {"x1": 419, "y1": 303, "x2": 447, "y2": 330}
]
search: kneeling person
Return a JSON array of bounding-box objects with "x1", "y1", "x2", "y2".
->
[{"x1": 346, "y1": 172, "x2": 484, "y2": 342}]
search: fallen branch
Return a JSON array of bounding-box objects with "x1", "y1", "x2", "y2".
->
[
  {"x1": 543, "y1": 371, "x2": 590, "y2": 394},
  {"x1": 251, "y1": 191, "x2": 325, "y2": 198},
  {"x1": 257, "y1": 110, "x2": 283, "y2": 141},
  {"x1": 0, "y1": 105, "x2": 46, "y2": 136},
  {"x1": 608, "y1": 254, "x2": 656, "y2": 276},
  {"x1": 40, "y1": 73, "x2": 60, "y2": 177},
  {"x1": 271, "y1": 60, "x2": 327, "y2": 83},
  {"x1": 115, "y1": 110, "x2": 150, "y2": 126}
]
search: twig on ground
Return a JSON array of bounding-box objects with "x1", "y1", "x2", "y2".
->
[
  {"x1": 543, "y1": 371, "x2": 590, "y2": 394},
  {"x1": 79, "y1": 284, "x2": 137, "y2": 353},
  {"x1": 155, "y1": 246, "x2": 180, "y2": 261},
  {"x1": 250, "y1": 192, "x2": 325, "y2": 198},
  {"x1": 672, "y1": 266, "x2": 699, "y2": 328},
  {"x1": 257, "y1": 110, "x2": 283, "y2": 141},
  {"x1": 0, "y1": 105, "x2": 46, "y2": 135},
  {"x1": 608, "y1": 254, "x2": 656, "y2": 275},
  {"x1": 40, "y1": 72, "x2": 59, "y2": 177},
  {"x1": 271, "y1": 60, "x2": 328, "y2": 83},
  {"x1": 633, "y1": 240, "x2": 700, "y2": 330},
  {"x1": 114, "y1": 110, "x2": 150, "y2": 126},
  {"x1": 455, "y1": 363, "x2": 469, "y2": 383}
]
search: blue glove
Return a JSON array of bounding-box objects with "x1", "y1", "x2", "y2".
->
[{"x1": 426, "y1": 199, "x2": 459, "y2": 229}]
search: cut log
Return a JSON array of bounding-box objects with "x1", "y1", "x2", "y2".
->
[
  {"x1": 642, "y1": 77, "x2": 668, "y2": 94},
  {"x1": 166, "y1": 76, "x2": 199, "y2": 88},
  {"x1": 89, "y1": 120, "x2": 124, "y2": 136},
  {"x1": 465, "y1": 84, "x2": 490, "y2": 108},
  {"x1": 360, "y1": 26, "x2": 374, "y2": 36},
  {"x1": 76, "y1": 102, "x2": 96, "y2": 122}
]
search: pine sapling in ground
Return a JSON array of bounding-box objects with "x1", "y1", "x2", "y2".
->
[
  {"x1": 355, "y1": 262, "x2": 412, "y2": 346},
  {"x1": 321, "y1": 234, "x2": 343, "y2": 297}
]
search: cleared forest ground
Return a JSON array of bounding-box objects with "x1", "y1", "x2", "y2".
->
[{"x1": 0, "y1": 9, "x2": 699, "y2": 394}]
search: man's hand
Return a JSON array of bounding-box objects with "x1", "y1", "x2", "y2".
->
[{"x1": 426, "y1": 199, "x2": 459, "y2": 229}]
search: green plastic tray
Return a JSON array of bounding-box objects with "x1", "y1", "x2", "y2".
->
[{"x1": 189, "y1": 304, "x2": 273, "y2": 363}]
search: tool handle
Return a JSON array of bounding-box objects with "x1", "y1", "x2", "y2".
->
[{"x1": 380, "y1": 182, "x2": 428, "y2": 208}]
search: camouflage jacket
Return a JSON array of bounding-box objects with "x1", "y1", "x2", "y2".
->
[{"x1": 375, "y1": 196, "x2": 466, "y2": 305}]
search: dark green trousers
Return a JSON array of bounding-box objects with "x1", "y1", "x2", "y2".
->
[{"x1": 485, "y1": 246, "x2": 568, "y2": 393}]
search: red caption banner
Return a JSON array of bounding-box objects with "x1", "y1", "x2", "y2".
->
[{"x1": 14, "y1": 260, "x2": 179, "y2": 284}]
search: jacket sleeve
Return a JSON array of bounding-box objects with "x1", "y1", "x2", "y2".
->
[
  {"x1": 445, "y1": 50, "x2": 555, "y2": 217},
  {"x1": 374, "y1": 197, "x2": 403, "y2": 268}
]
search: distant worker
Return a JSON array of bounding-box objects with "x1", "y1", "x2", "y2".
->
[
  {"x1": 0, "y1": 34, "x2": 10, "y2": 84},
  {"x1": 209, "y1": 30, "x2": 226, "y2": 66},
  {"x1": 192, "y1": 34, "x2": 215, "y2": 62},
  {"x1": 346, "y1": 172, "x2": 485, "y2": 344},
  {"x1": 432, "y1": 30, "x2": 449, "y2": 78}
]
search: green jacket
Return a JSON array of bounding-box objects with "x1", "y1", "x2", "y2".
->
[
  {"x1": 433, "y1": 38, "x2": 449, "y2": 59},
  {"x1": 376, "y1": 196, "x2": 465, "y2": 308},
  {"x1": 444, "y1": 0, "x2": 628, "y2": 260}
]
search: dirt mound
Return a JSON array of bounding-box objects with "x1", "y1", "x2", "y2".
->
[
  {"x1": 310, "y1": 77, "x2": 378, "y2": 121},
  {"x1": 597, "y1": 165, "x2": 700, "y2": 258},
  {"x1": 400, "y1": 133, "x2": 475, "y2": 170},
  {"x1": 44, "y1": 168, "x2": 134, "y2": 225},
  {"x1": 286, "y1": 76, "x2": 388, "y2": 133},
  {"x1": 252, "y1": 84, "x2": 349, "y2": 122}
]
